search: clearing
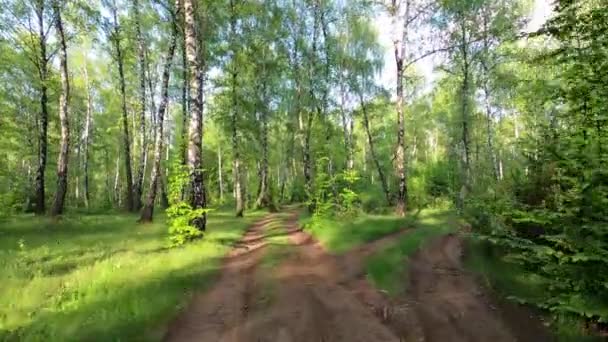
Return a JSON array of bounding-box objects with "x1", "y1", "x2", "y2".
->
[{"x1": 165, "y1": 209, "x2": 554, "y2": 342}]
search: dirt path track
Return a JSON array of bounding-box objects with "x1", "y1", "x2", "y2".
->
[
  {"x1": 164, "y1": 214, "x2": 275, "y2": 342},
  {"x1": 408, "y1": 235, "x2": 516, "y2": 342},
  {"x1": 165, "y1": 211, "x2": 552, "y2": 342}
]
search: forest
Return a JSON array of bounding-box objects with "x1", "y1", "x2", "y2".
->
[{"x1": 0, "y1": 0, "x2": 607, "y2": 340}]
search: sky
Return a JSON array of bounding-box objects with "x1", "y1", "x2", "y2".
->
[{"x1": 373, "y1": 0, "x2": 553, "y2": 92}]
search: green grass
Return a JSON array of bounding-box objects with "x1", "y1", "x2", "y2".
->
[
  {"x1": 465, "y1": 239, "x2": 601, "y2": 341},
  {"x1": 301, "y1": 212, "x2": 412, "y2": 254},
  {"x1": 0, "y1": 208, "x2": 266, "y2": 342},
  {"x1": 301, "y1": 207, "x2": 459, "y2": 296},
  {"x1": 365, "y1": 208, "x2": 459, "y2": 295}
]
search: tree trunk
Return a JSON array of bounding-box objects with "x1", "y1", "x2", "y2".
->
[
  {"x1": 33, "y1": 1, "x2": 48, "y2": 215},
  {"x1": 255, "y1": 77, "x2": 272, "y2": 209},
  {"x1": 111, "y1": 6, "x2": 135, "y2": 212},
  {"x1": 184, "y1": 0, "x2": 207, "y2": 230},
  {"x1": 481, "y1": 13, "x2": 499, "y2": 182},
  {"x1": 232, "y1": 94, "x2": 244, "y2": 217},
  {"x1": 303, "y1": 0, "x2": 321, "y2": 212},
  {"x1": 140, "y1": 3, "x2": 178, "y2": 223},
  {"x1": 160, "y1": 171, "x2": 170, "y2": 208},
  {"x1": 339, "y1": 76, "x2": 354, "y2": 171},
  {"x1": 104, "y1": 148, "x2": 112, "y2": 205},
  {"x1": 114, "y1": 154, "x2": 121, "y2": 206},
  {"x1": 217, "y1": 144, "x2": 224, "y2": 202},
  {"x1": 82, "y1": 59, "x2": 92, "y2": 209},
  {"x1": 392, "y1": 0, "x2": 409, "y2": 216},
  {"x1": 359, "y1": 92, "x2": 392, "y2": 206},
  {"x1": 230, "y1": 0, "x2": 244, "y2": 217},
  {"x1": 160, "y1": 131, "x2": 170, "y2": 208},
  {"x1": 483, "y1": 82, "x2": 498, "y2": 181},
  {"x1": 458, "y1": 19, "x2": 472, "y2": 210},
  {"x1": 50, "y1": 5, "x2": 70, "y2": 216},
  {"x1": 132, "y1": 0, "x2": 147, "y2": 211},
  {"x1": 181, "y1": 22, "x2": 189, "y2": 166}
]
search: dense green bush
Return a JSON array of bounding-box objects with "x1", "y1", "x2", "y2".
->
[
  {"x1": 306, "y1": 158, "x2": 363, "y2": 232},
  {"x1": 166, "y1": 160, "x2": 208, "y2": 246},
  {"x1": 468, "y1": 166, "x2": 608, "y2": 322}
]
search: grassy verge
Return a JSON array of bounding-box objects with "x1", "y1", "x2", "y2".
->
[
  {"x1": 300, "y1": 212, "x2": 412, "y2": 254},
  {"x1": 365, "y1": 208, "x2": 459, "y2": 295},
  {"x1": 300, "y1": 207, "x2": 459, "y2": 296},
  {"x1": 0, "y1": 208, "x2": 266, "y2": 341},
  {"x1": 465, "y1": 239, "x2": 601, "y2": 341}
]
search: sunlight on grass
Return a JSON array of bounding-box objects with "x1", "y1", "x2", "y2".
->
[
  {"x1": 301, "y1": 208, "x2": 459, "y2": 296},
  {"x1": 0, "y1": 209, "x2": 266, "y2": 341},
  {"x1": 365, "y1": 208, "x2": 458, "y2": 296},
  {"x1": 302, "y1": 213, "x2": 413, "y2": 254}
]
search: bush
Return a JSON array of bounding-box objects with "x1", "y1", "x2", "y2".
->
[
  {"x1": 166, "y1": 202, "x2": 206, "y2": 246},
  {"x1": 166, "y1": 159, "x2": 208, "y2": 246},
  {"x1": 467, "y1": 180, "x2": 608, "y2": 323},
  {"x1": 307, "y1": 158, "x2": 362, "y2": 232}
]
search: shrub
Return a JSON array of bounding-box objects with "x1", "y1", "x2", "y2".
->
[{"x1": 166, "y1": 159, "x2": 208, "y2": 246}]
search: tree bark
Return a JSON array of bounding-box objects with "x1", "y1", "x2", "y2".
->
[
  {"x1": 111, "y1": 4, "x2": 135, "y2": 212},
  {"x1": 33, "y1": 1, "x2": 49, "y2": 215},
  {"x1": 114, "y1": 154, "x2": 121, "y2": 206},
  {"x1": 83, "y1": 60, "x2": 92, "y2": 209},
  {"x1": 392, "y1": 0, "x2": 409, "y2": 216},
  {"x1": 339, "y1": 76, "x2": 354, "y2": 171},
  {"x1": 481, "y1": 12, "x2": 499, "y2": 181},
  {"x1": 50, "y1": 5, "x2": 70, "y2": 216},
  {"x1": 132, "y1": 0, "x2": 147, "y2": 211},
  {"x1": 181, "y1": 19, "x2": 189, "y2": 166},
  {"x1": 303, "y1": 0, "x2": 321, "y2": 212},
  {"x1": 184, "y1": 0, "x2": 207, "y2": 230},
  {"x1": 458, "y1": 18, "x2": 472, "y2": 210},
  {"x1": 230, "y1": 0, "x2": 244, "y2": 217},
  {"x1": 140, "y1": 1, "x2": 178, "y2": 223},
  {"x1": 255, "y1": 79, "x2": 272, "y2": 209},
  {"x1": 217, "y1": 144, "x2": 224, "y2": 202}
]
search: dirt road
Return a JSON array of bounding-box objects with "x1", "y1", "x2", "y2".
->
[{"x1": 165, "y1": 211, "x2": 552, "y2": 342}]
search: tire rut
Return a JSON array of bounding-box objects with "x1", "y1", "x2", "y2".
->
[
  {"x1": 405, "y1": 234, "x2": 553, "y2": 342},
  {"x1": 165, "y1": 211, "x2": 552, "y2": 342},
  {"x1": 239, "y1": 212, "x2": 401, "y2": 342},
  {"x1": 164, "y1": 214, "x2": 277, "y2": 342}
]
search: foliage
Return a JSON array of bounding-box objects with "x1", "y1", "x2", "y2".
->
[
  {"x1": 336, "y1": 170, "x2": 361, "y2": 217},
  {"x1": 306, "y1": 157, "x2": 363, "y2": 235},
  {"x1": 307, "y1": 157, "x2": 336, "y2": 219},
  {"x1": 166, "y1": 159, "x2": 207, "y2": 246},
  {"x1": 462, "y1": 0, "x2": 608, "y2": 325},
  {"x1": 166, "y1": 202, "x2": 206, "y2": 246}
]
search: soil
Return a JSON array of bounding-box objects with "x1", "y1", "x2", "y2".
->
[{"x1": 164, "y1": 211, "x2": 553, "y2": 342}]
